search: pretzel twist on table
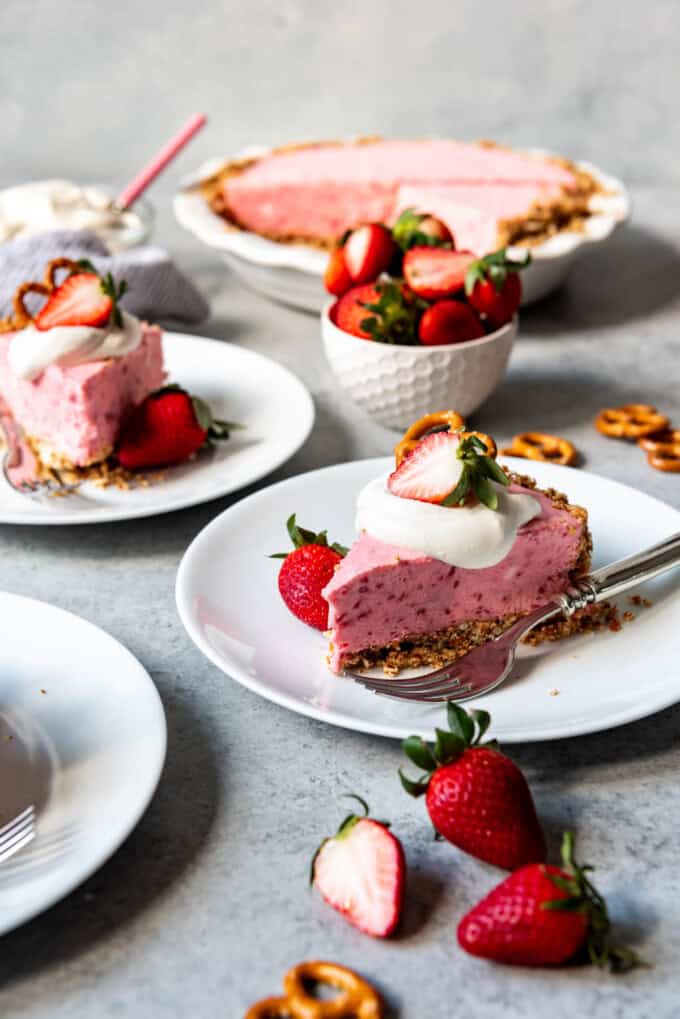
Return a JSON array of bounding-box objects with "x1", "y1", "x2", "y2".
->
[
  {"x1": 500, "y1": 431, "x2": 578, "y2": 466},
  {"x1": 246, "y1": 961, "x2": 383, "y2": 1019}
]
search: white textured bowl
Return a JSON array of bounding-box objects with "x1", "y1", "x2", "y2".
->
[
  {"x1": 321, "y1": 302, "x2": 517, "y2": 430},
  {"x1": 174, "y1": 147, "x2": 630, "y2": 313}
]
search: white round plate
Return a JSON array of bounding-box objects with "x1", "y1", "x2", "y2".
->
[
  {"x1": 0, "y1": 592, "x2": 166, "y2": 935},
  {"x1": 174, "y1": 147, "x2": 630, "y2": 311},
  {"x1": 0, "y1": 332, "x2": 314, "y2": 525},
  {"x1": 177, "y1": 457, "x2": 680, "y2": 743}
]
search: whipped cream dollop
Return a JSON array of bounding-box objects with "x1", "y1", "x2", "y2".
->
[
  {"x1": 0, "y1": 180, "x2": 145, "y2": 251},
  {"x1": 356, "y1": 474, "x2": 541, "y2": 569},
  {"x1": 8, "y1": 311, "x2": 143, "y2": 381}
]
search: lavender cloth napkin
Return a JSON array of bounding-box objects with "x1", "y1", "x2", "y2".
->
[{"x1": 0, "y1": 229, "x2": 210, "y2": 325}]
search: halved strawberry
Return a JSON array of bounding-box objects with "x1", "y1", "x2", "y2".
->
[
  {"x1": 343, "y1": 224, "x2": 396, "y2": 284},
  {"x1": 312, "y1": 797, "x2": 405, "y2": 938},
  {"x1": 387, "y1": 431, "x2": 462, "y2": 503},
  {"x1": 35, "y1": 272, "x2": 115, "y2": 331},
  {"x1": 323, "y1": 245, "x2": 353, "y2": 297},
  {"x1": 403, "y1": 247, "x2": 476, "y2": 300},
  {"x1": 331, "y1": 283, "x2": 381, "y2": 338}
]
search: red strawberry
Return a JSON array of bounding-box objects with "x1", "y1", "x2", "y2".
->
[
  {"x1": 400, "y1": 703, "x2": 546, "y2": 870},
  {"x1": 418, "y1": 215, "x2": 455, "y2": 246},
  {"x1": 465, "y1": 248, "x2": 530, "y2": 328},
  {"x1": 403, "y1": 247, "x2": 476, "y2": 299},
  {"x1": 458, "y1": 832, "x2": 642, "y2": 971},
  {"x1": 391, "y1": 207, "x2": 455, "y2": 251},
  {"x1": 116, "y1": 385, "x2": 234, "y2": 469},
  {"x1": 343, "y1": 223, "x2": 396, "y2": 284},
  {"x1": 35, "y1": 272, "x2": 117, "y2": 331},
  {"x1": 331, "y1": 284, "x2": 381, "y2": 338},
  {"x1": 332, "y1": 281, "x2": 422, "y2": 344},
  {"x1": 272, "y1": 514, "x2": 348, "y2": 630},
  {"x1": 312, "y1": 796, "x2": 405, "y2": 937},
  {"x1": 418, "y1": 299, "x2": 486, "y2": 346},
  {"x1": 324, "y1": 245, "x2": 353, "y2": 297},
  {"x1": 388, "y1": 431, "x2": 462, "y2": 504}
]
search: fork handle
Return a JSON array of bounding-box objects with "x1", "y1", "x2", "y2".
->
[{"x1": 562, "y1": 530, "x2": 680, "y2": 612}]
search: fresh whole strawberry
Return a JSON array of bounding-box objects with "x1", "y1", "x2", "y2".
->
[
  {"x1": 465, "y1": 248, "x2": 531, "y2": 328},
  {"x1": 400, "y1": 703, "x2": 546, "y2": 870},
  {"x1": 324, "y1": 245, "x2": 353, "y2": 297},
  {"x1": 343, "y1": 223, "x2": 396, "y2": 284},
  {"x1": 311, "y1": 795, "x2": 405, "y2": 937},
  {"x1": 35, "y1": 260, "x2": 127, "y2": 331},
  {"x1": 458, "y1": 832, "x2": 642, "y2": 971},
  {"x1": 418, "y1": 299, "x2": 485, "y2": 346},
  {"x1": 271, "y1": 514, "x2": 348, "y2": 630},
  {"x1": 332, "y1": 281, "x2": 423, "y2": 344},
  {"x1": 392, "y1": 207, "x2": 455, "y2": 251},
  {"x1": 116, "y1": 385, "x2": 235, "y2": 469},
  {"x1": 388, "y1": 431, "x2": 510, "y2": 509}
]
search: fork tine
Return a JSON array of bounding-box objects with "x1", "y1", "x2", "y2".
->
[
  {"x1": 0, "y1": 805, "x2": 34, "y2": 841},
  {"x1": 358, "y1": 678, "x2": 474, "y2": 702},
  {"x1": 353, "y1": 668, "x2": 464, "y2": 693}
]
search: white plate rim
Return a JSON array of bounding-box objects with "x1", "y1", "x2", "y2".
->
[
  {"x1": 176, "y1": 456, "x2": 680, "y2": 743},
  {"x1": 173, "y1": 143, "x2": 631, "y2": 272},
  {"x1": 0, "y1": 332, "x2": 315, "y2": 526},
  {"x1": 0, "y1": 591, "x2": 167, "y2": 935}
]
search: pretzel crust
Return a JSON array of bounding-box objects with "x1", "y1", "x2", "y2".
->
[
  {"x1": 245, "y1": 962, "x2": 382, "y2": 1019},
  {"x1": 1, "y1": 257, "x2": 82, "y2": 332},
  {"x1": 500, "y1": 431, "x2": 578, "y2": 466},
  {"x1": 595, "y1": 404, "x2": 669, "y2": 440}
]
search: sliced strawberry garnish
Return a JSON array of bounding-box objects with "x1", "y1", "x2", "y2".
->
[
  {"x1": 312, "y1": 799, "x2": 405, "y2": 938},
  {"x1": 35, "y1": 273, "x2": 114, "y2": 331},
  {"x1": 403, "y1": 247, "x2": 476, "y2": 300},
  {"x1": 343, "y1": 223, "x2": 396, "y2": 284},
  {"x1": 387, "y1": 431, "x2": 462, "y2": 504}
]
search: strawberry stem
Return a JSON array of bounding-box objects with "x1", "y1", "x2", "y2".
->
[
  {"x1": 543, "y1": 832, "x2": 648, "y2": 972},
  {"x1": 270, "y1": 514, "x2": 349, "y2": 560},
  {"x1": 400, "y1": 703, "x2": 498, "y2": 796},
  {"x1": 441, "y1": 433, "x2": 510, "y2": 510}
]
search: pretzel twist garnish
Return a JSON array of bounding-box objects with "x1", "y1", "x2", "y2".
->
[
  {"x1": 394, "y1": 410, "x2": 465, "y2": 466},
  {"x1": 595, "y1": 404, "x2": 669, "y2": 440},
  {"x1": 246, "y1": 962, "x2": 383, "y2": 1019},
  {"x1": 637, "y1": 428, "x2": 680, "y2": 473},
  {"x1": 2, "y1": 257, "x2": 82, "y2": 331},
  {"x1": 500, "y1": 431, "x2": 578, "y2": 466}
]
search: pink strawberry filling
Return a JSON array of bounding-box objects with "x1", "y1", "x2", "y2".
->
[
  {"x1": 0, "y1": 325, "x2": 164, "y2": 466},
  {"x1": 323, "y1": 488, "x2": 585, "y2": 673},
  {"x1": 223, "y1": 139, "x2": 578, "y2": 245}
]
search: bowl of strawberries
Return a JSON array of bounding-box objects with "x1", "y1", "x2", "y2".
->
[{"x1": 321, "y1": 211, "x2": 526, "y2": 430}]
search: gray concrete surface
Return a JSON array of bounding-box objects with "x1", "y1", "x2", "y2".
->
[{"x1": 1, "y1": 2, "x2": 680, "y2": 1016}]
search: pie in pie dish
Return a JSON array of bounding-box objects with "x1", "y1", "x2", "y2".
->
[
  {"x1": 204, "y1": 138, "x2": 603, "y2": 256},
  {"x1": 322, "y1": 412, "x2": 615, "y2": 675}
]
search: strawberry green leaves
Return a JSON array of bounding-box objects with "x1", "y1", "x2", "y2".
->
[
  {"x1": 399, "y1": 703, "x2": 496, "y2": 796},
  {"x1": 392, "y1": 207, "x2": 454, "y2": 252},
  {"x1": 441, "y1": 433, "x2": 510, "y2": 510},
  {"x1": 359, "y1": 281, "x2": 426, "y2": 345},
  {"x1": 270, "y1": 513, "x2": 349, "y2": 559},
  {"x1": 543, "y1": 832, "x2": 646, "y2": 973},
  {"x1": 465, "y1": 247, "x2": 531, "y2": 297}
]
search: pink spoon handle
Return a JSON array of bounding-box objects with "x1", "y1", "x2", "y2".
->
[{"x1": 116, "y1": 113, "x2": 207, "y2": 210}]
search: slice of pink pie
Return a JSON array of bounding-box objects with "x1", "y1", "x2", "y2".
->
[
  {"x1": 322, "y1": 417, "x2": 614, "y2": 675},
  {"x1": 207, "y1": 138, "x2": 599, "y2": 255},
  {"x1": 0, "y1": 259, "x2": 165, "y2": 469}
]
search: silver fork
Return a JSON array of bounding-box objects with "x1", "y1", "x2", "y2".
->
[
  {"x1": 0, "y1": 806, "x2": 36, "y2": 863},
  {"x1": 350, "y1": 531, "x2": 680, "y2": 703},
  {"x1": 0, "y1": 396, "x2": 79, "y2": 497}
]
